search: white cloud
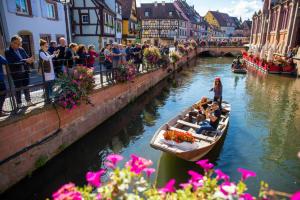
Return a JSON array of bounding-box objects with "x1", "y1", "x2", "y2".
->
[{"x1": 220, "y1": 0, "x2": 262, "y2": 20}]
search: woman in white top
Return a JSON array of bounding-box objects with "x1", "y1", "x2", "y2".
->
[{"x1": 39, "y1": 39, "x2": 59, "y2": 102}]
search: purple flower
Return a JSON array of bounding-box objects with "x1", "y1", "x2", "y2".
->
[
  {"x1": 215, "y1": 169, "x2": 230, "y2": 182},
  {"x1": 239, "y1": 193, "x2": 254, "y2": 200},
  {"x1": 85, "y1": 169, "x2": 105, "y2": 187},
  {"x1": 143, "y1": 168, "x2": 156, "y2": 178},
  {"x1": 196, "y1": 159, "x2": 214, "y2": 171},
  {"x1": 159, "y1": 179, "x2": 176, "y2": 194},
  {"x1": 291, "y1": 191, "x2": 300, "y2": 200},
  {"x1": 237, "y1": 168, "x2": 256, "y2": 181},
  {"x1": 106, "y1": 154, "x2": 123, "y2": 169}
]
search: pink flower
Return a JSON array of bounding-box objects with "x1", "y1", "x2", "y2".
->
[
  {"x1": 179, "y1": 182, "x2": 191, "y2": 189},
  {"x1": 220, "y1": 182, "x2": 236, "y2": 196},
  {"x1": 106, "y1": 154, "x2": 123, "y2": 168},
  {"x1": 196, "y1": 159, "x2": 214, "y2": 171},
  {"x1": 188, "y1": 170, "x2": 203, "y2": 181},
  {"x1": 143, "y1": 168, "x2": 156, "y2": 178},
  {"x1": 126, "y1": 154, "x2": 153, "y2": 174},
  {"x1": 85, "y1": 169, "x2": 105, "y2": 187},
  {"x1": 52, "y1": 183, "x2": 83, "y2": 200},
  {"x1": 159, "y1": 179, "x2": 176, "y2": 194},
  {"x1": 237, "y1": 168, "x2": 256, "y2": 181},
  {"x1": 187, "y1": 170, "x2": 204, "y2": 190},
  {"x1": 239, "y1": 193, "x2": 254, "y2": 200},
  {"x1": 215, "y1": 169, "x2": 230, "y2": 182},
  {"x1": 96, "y1": 193, "x2": 102, "y2": 200},
  {"x1": 291, "y1": 191, "x2": 300, "y2": 200},
  {"x1": 104, "y1": 161, "x2": 116, "y2": 169}
]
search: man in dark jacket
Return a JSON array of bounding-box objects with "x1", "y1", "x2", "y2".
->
[
  {"x1": 5, "y1": 35, "x2": 34, "y2": 108},
  {"x1": 0, "y1": 55, "x2": 8, "y2": 116}
]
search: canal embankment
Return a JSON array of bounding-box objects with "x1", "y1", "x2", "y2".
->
[{"x1": 0, "y1": 49, "x2": 198, "y2": 192}]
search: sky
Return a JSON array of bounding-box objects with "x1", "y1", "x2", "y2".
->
[{"x1": 136, "y1": 0, "x2": 263, "y2": 21}]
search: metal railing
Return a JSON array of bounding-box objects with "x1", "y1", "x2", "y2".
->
[{"x1": 0, "y1": 57, "x2": 167, "y2": 121}]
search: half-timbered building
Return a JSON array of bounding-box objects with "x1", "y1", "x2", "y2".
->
[
  {"x1": 138, "y1": 2, "x2": 187, "y2": 46},
  {"x1": 70, "y1": 0, "x2": 116, "y2": 50},
  {"x1": 115, "y1": 0, "x2": 123, "y2": 43},
  {"x1": 173, "y1": 0, "x2": 204, "y2": 39},
  {"x1": 120, "y1": 0, "x2": 139, "y2": 44}
]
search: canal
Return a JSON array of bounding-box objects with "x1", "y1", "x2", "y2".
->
[{"x1": 2, "y1": 57, "x2": 300, "y2": 199}]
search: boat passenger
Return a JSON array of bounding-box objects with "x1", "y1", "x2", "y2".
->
[
  {"x1": 189, "y1": 97, "x2": 209, "y2": 123},
  {"x1": 210, "y1": 77, "x2": 223, "y2": 108},
  {"x1": 196, "y1": 101, "x2": 221, "y2": 134}
]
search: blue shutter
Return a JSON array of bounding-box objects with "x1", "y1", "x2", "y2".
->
[
  {"x1": 6, "y1": 0, "x2": 17, "y2": 13},
  {"x1": 40, "y1": 0, "x2": 47, "y2": 18},
  {"x1": 31, "y1": 0, "x2": 39, "y2": 16},
  {"x1": 57, "y1": 3, "x2": 64, "y2": 21}
]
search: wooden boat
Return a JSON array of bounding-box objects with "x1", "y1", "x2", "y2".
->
[
  {"x1": 232, "y1": 62, "x2": 247, "y2": 74},
  {"x1": 150, "y1": 100, "x2": 230, "y2": 161}
]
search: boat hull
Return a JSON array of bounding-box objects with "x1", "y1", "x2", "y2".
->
[{"x1": 150, "y1": 101, "x2": 230, "y2": 162}]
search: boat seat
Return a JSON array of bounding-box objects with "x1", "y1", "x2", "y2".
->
[
  {"x1": 177, "y1": 120, "x2": 200, "y2": 129},
  {"x1": 169, "y1": 126, "x2": 214, "y2": 143},
  {"x1": 187, "y1": 128, "x2": 215, "y2": 142}
]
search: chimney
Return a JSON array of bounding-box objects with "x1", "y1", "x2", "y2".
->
[
  {"x1": 154, "y1": 1, "x2": 157, "y2": 6},
  {"x1": 162, "y1": 1, "x2": 165, "y2": 6}
]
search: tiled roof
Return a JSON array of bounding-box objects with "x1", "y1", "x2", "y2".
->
[
  {"x1": 174, "y1": 0, "x2": 201, "y2": 23},
  {"x1": 209, "y1": 11, "x2": 235, "y2": 27},
  {"x1": 138, "y1": 3, "x2": 187, "y2": 20}
]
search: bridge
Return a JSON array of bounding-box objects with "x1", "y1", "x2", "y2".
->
[{"x1": 197, "y1": 46, "x2": 247, "y2": 57}]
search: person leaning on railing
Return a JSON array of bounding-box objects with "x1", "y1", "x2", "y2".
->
[
  {"x1": 65, "y1": 43, "x2": 79, "y2": 74},
  {"x1": 0, "y1": 55, "x2": 8, "y2": 116},
  {"x1": 5, "y1": 35, "x2": 34, "y2": 108},
  {"x1": 39, "y1": 39, "x2": 59, "y2": 103}
]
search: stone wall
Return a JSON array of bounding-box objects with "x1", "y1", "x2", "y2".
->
[{"x1": 0, "y1": 50, "x2": 198, "y2": 193}]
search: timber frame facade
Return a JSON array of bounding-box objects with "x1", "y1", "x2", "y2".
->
[
  {"x1": 138, "y1": 2, "x2": 187, "y2": 45},
  {"x1": 70, "y1": 0, "x2": 116, "y2": 50}
]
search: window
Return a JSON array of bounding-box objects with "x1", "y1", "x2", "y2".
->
[
  {"x1": 145, "y1": 11, "x2": 149, "y2": 17},
  {"x1": 46, "y1": 3, "x2": 56, "y2": 19},
  {"x1": 40, "y1": 34, "x2": 51, "y2": 44},
  {"x1": 16, "y1": 0, "x2": 29, "y2": 14},
  {"x1": 169, "y1": 12, "x2": 173, "y2": 17},
  {"x1": 81, "y1": 14, "x2": 89, "y2": 24}
]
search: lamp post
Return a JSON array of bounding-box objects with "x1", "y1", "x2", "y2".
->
[{"x1": 60, "y1": 0, "x2": 71, "y2": 43}]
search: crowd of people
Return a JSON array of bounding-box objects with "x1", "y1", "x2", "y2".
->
[{"x1": 0, "y1": 35, "x2": 179, "y2": 116}]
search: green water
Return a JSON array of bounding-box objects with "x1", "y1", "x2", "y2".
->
[{"x1": 2, "y1": 57, "x2": 300, "y2": 199}]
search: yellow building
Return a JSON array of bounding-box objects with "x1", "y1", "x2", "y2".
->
[
  {"x1": 204, "y1": 11, "x2": 221, "y2": 28},
  {"x1": 120, "y1": 0, "x2": 139, "y2": 44}
]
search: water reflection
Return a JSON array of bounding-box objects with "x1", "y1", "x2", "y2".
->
[
  {"x1": 2, "y1": 57, "x2": 300, "y2": 199},
  {"x1": 156, "y1": 127, "x2": 229, "y2": 188},
  {"x1": 1, "y1": 78, "x2": 172, "y2": 200}
]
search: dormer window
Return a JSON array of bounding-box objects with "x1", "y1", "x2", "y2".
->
[
  {"x1": 145, "y1": 11, "x2": 149, "y2": 17},
  {"x1": 169, "y1": 12, "x2": 173, "y2": 16}
]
